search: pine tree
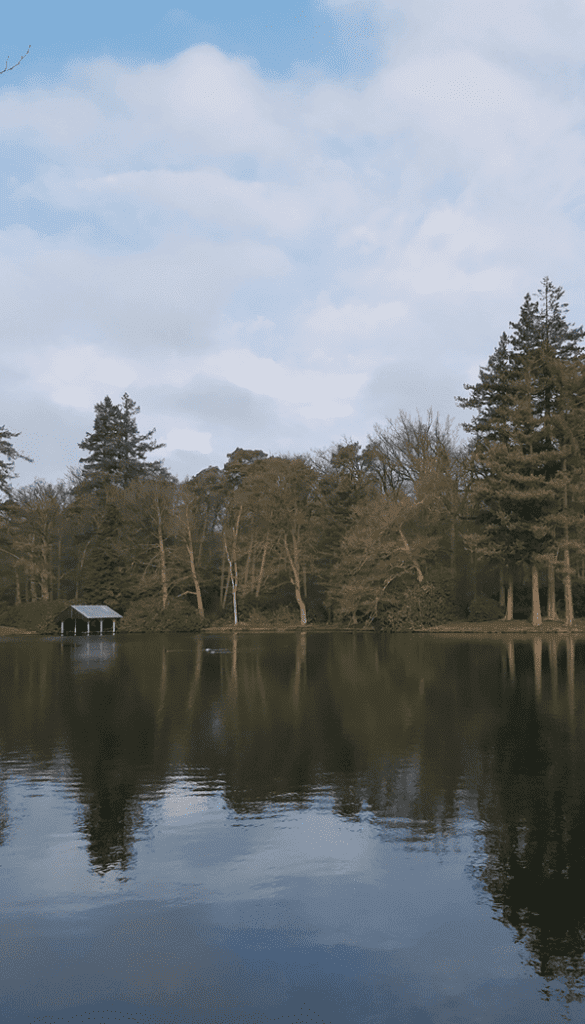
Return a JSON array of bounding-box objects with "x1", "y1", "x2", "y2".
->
[
  {"x1": 81, "y1": 497, "x2": 130, "y2": 609},
  {"x1": 458, "y1": 280, "x2": 585, "y2": 625},
  {"x1": 78, "y1": 393, "x2": 167, "y2": 492},
  {"x1": 0, "y1": 425, "x2": 32, "y2": 497},
  {"x1": 539, "y1": 351, "x2": 585, "y2": 626}
]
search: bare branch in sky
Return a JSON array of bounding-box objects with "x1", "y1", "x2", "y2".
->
[{"x1": 1, "y1": 44, "x2": 31, "y2": 74}]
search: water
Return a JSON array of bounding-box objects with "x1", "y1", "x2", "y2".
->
[{"x1": 1, "y1": 630, "x2": 584, "y2": 1023}]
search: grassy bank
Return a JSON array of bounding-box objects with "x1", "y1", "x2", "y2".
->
[{"x1": 1, "y1": 599, "x2": 583, "y2": 635}]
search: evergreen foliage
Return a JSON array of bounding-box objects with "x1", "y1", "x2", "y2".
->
[
  {"x1": 119, "y1": 594, "x2": 204, "y2": 633},
  {"x1": 457, "y1": 279, "x2": 585, "y2": 625},
  {"x1": 78, "y1": 393, "x2": 167, "y2": 492},
  {"x1": 0, "y1": 425, "x2": 32, "y2": 496}
]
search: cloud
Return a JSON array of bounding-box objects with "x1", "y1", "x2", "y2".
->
[
  {"x1": 163, "y1": 428, "x2": 213, "y2": 454},
  {"x1": 202, "y1": 348, "x2": 367, "y2": 419},
  {"x1": 306, "y1": 299, "x2": 408, "y2": 335},
  {"x1": 0, "y1": 225, "x2": 290, "y2": 353},
  {"x1": 2, "y1": 2, "x2": 585, "y2": 487},
  {"x1": 18, "y1": 168, "x2": 316, "y2": 240},
  {"x1": 26, "y1": 342, "x2": 139, "y2": 410}
]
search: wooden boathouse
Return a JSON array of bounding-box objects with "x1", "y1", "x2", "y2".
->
[{"x1": 56, "y1": 604, "x2": 123, "y2": 636}]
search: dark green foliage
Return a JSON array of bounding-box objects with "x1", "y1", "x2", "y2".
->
[
  {"x1": 79, "y1": 500, "x2": 133, "y2": 610},
  {"x1": 119, "y1": 595, "x2": 204, "y2": 633},
  {"x1": 458, "y1": 279, "x2": 585, "y2": 622},
  {"x1": 383, "y1": 575, "x2": 463, "y2": 631},
  {"x1": 313, "y1": 440, "x2": 376, "y2": 575},
  {"x1": 223, "y1": 448, "x2": 267, "y2": 489},
  {"x1": 467, "y1": 596, "x2": 503, "y2": 622},
  {"x1": 0, "y1": 425, "x2": 32, "y2": 496},
  {"x1": 78, "y1": 393, "x2": 168, "y2": 492},
  {"x1": 0, "y1": 598, "x2": 68, "y2": 634}
]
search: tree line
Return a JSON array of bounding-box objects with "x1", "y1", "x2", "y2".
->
[{"x1": 2, "y1": 277, "x2": 585, "y2": 629}]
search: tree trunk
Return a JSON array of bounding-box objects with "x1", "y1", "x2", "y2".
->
[
  {"x1": 531, "y1": 562, "x2": 542, "y2": 626},
  {"x1": 564, "y1": 530, "x2": 574, "y2": 628},
  {"x1": 283, "y1": 533, "x2": 307, "y2": 625},
  {"x1": 499, "y1": 566, "x2": 505, "y2": 610},
  {"x1": 156, "y1": 504, "x2": 168, "y2": 611},
  {"x1": 75, "y1": 539, "x2": 91, "y2": 601},
  {"x1": 185, "y1": 521, "x2": 204, "y2": 619},
  {"x1": 247, "y1": 540, "x2": 257, "y2": 598},
  {"x1": 243, "y1": 532, "x2": 254, "y2": 596},
  {"x1": 255, "y1": 536, "x2": 269, "y2": 598},
  {"x1": 546, "y1": 555, "x2": 558, "y2": 619},
  {"x1": 56, "y1": 534, "x2": 61, "y2": 601},
  {"x1": 29, "y1": 535, "x2": 37, "y2": 600},
  {"x1": 398, "y1": 527, "x2": 424, "y2": 582},
  {"x1": 505, "y1": 568, "x2": 514, "y2": 620},
  {"x1": 221, "y1": 507, "x2": 242, "y2": 618},
  {"x1": 14, "y1": 569, "x2": 21, "y2": 605},
  {"x1": 39, "y1": 537, "x2": 50, "y2": 601},
  {"x1": 224, "y1": 539, "x2": 238, "y2": 625},
  {"x1": 563, "y1": 472, "x2": 574, "y2": 628},
  {"x1": 198, "y1": 525, "x2": 206, "y2": 562},
  {"x1": 220, "y1": 550, "x2": 228, "y2": 609}
]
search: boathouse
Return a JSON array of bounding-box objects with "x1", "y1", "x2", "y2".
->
[{"x1": 56, "y1": 604, "x2": 123, "y2": 636}]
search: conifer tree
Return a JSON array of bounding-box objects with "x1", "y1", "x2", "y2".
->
[
  {"x1": 458, "y1": 280, "x2": 585, "y2": 625},
  {"x1": 78, "y1": 393, "x2": 167, "y2": 492},
  {"x1": 0, "y1": 425, "x2": 32, "y2": 497},
  {"x1": 80, "y1": 497, "x2": 130, "y2": 609}
]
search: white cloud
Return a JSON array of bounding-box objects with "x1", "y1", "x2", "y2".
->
[
  {"x1": 164, "y1": 428, "x2": 213, "y2": 454},
  {"x1": 2, "y1": 2, "x2": 585, "y2": 485},
  {"x1": 18, "y1": 167, "x2": 314, "y2": 240},
  {"x1": 306, "y1": 299, "x2": 408, "y2": 335},
  {"x1": 202, "y1": 348, "x2": 367, "y2": 419},
  {"x1": 26, "y1": 343, "x2": 138, "y2": 410}
]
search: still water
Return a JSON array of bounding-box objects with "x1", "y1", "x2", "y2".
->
[{"x1": 1, "y1": 630, "x2": 584, "y2": 1024}]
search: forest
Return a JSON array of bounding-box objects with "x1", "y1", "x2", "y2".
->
[{"x1": 2, "y1": 277, "x2": 585, "y2": 633}]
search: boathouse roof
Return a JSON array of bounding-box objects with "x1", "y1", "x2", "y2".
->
[{"x1": 56, "y1": 604, "x2": 123, "y2": 622}]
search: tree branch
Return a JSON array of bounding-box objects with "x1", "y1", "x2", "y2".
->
[{"x1": 1, "y1": 45, "x2": 31, "y2": 74}]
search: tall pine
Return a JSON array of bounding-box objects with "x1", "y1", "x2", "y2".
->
[
  {"x1": 78, "y1": 393, "x2": 167, "y2": 492},
  {"x1": 458, "y1": 280, "x2": 585, "y2": 625}
]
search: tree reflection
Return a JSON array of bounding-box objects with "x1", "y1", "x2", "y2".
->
[
  {"x1": 472, "y1": 636, "x2": 585, "y2": 1009},
  {"x1": 2, "y1": 631, "x2": 585, "y2": 1009}
]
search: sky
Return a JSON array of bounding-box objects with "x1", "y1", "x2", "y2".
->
[{"x1": 2, "y1": 0, "x2": 585, "y2": 487}]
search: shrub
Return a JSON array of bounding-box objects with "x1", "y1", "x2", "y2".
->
[
  {"x1": 119, "y1": 595, "x2": 203, "y2": 633},
  {"x1": 0, "y1": 597, "x2": 68, "y2": 634},
  {"x1": 467, "y1": 595, "x2": 503, "y2": 622},
  {"x1": 383, "y1": 577, "x2": 463, "y2": 631}
]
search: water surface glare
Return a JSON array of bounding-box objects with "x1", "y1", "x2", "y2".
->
[{"x1": 1, "y1": 630, "x2": 584, "y2": 1023}]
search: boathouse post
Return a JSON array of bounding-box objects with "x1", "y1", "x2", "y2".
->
[{"x1": 56, "y1": 604, "x2": 122, "y2": 636}]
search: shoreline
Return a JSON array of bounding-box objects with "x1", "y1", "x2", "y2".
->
[
  {"x1": 414, "y1": 618, "x2": 585, "y2": 634},
  {"x1": 2, "y1": 619, "x2": 584, "y2": 637}
]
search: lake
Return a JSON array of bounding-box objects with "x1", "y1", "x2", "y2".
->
[{"x1": 1, "y1": 630, "x2": 584, "y2": 1024}]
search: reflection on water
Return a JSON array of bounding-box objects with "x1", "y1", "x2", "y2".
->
[
  {"x1": 1, "y1": 631, "x2": 585, "y2": 1022},
  {"x1": 66, "y1": 637, "x2": 119, "y2": 673}
]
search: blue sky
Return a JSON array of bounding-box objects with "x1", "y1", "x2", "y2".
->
[{"x1": 3, "y1": 0, "x2": 585, "y2": 486}]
